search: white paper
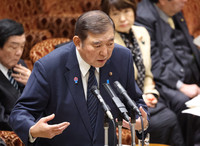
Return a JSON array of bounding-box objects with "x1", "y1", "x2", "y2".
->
[
  {"x1": 193, "y1": 35, "x2": 200, "y2": 47},
  {"x1": 182, "y1": 94, "x2": 200, "y2": 117},
  {"x1": 185, "y1": 94, "x2": 200, "y2": 108},
  {"x1": 182, "y1": 107, "x2": 200, "y2": 117}
]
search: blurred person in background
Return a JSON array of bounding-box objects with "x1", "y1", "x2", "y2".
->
[
  {"x1": 136, "y1": 0, "x2": 200, "y2": 145},
  {"x1": 0, "y1": 19, "x2": 31, "y2": 130}
]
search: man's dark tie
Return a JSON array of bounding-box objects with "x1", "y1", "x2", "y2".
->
[
  {"x1": 87, "y1": 66, "x2": 99, "y2": 134},
  {"x1": 7, "y1": 69, "x2": 18, "y2": 90}
]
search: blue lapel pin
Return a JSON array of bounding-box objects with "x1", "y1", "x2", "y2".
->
[{"x1": 107, "y1": 79, "x2": 110, "y2": 84}]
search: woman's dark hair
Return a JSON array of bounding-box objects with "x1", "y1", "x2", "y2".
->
[
  {"x1": 74, "y1": 10, "x2": 115, "y2": 41},
  {"x1": 0, "y1": 19, "x2": 24, "y2": 48},
  {"x1": 101, "y1": 0, "x2": 137, "y2": 18}
]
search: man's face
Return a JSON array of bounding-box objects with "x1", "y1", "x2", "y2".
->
[
  {"x1": 109, "y1": 7, "x2": 135, "y2": 33},
  {"x1": 0, "y1": 34, "x2": 26, "y2": 69},
  {"x1": 160, "y1": 0, "x2": 187, "y2": 16},
  {"x1": 75, "y1": 26, "x2": 115, "y2": 68}
]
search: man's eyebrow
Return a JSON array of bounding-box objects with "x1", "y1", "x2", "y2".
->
[
  {"x1": 109, "y1": 38, "x2": 114, "y2": 41},
  {"x1": 92, "y1": 41, "x2": 101, "y2": 45},
  {"x1": 92, "y1": 37, "x2": 114, "y2": 44},
  {"x1": 10, "y1": 42, "x2": 24, "y2": 45},
  {"x1": 10, "y1": 42, "x2": 19, "y2": 45}
]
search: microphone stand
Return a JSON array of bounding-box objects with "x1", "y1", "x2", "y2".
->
[
  {"x1": 104, "y1": 113, "x2": 109, "y2": 146},
  {"x1": 130, "y1": 110, "x2": 136, "y2": 146},
  {"x1": 117, "y1": 117, "x2": 123, "y2": 146}
]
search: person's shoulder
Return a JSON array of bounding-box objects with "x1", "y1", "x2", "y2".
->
[
  {"x1": 132, "y1": 25, "x2": 148, "y2": 33},
  {"x1": 45, "y1": 41, "x2": 75, "y2": 58},
  {"x1": 136, "y1": 0, "x2": 158, "y2": 23},
  {"x1": 113, "y1": 43, "x2": 132, "y2": 57},
  {"x1": 54, "y1": 41, "x2": 74, "y2": 52},
  {"x1": 114, "y1": 43, "x2": 129, "y2": 51}
]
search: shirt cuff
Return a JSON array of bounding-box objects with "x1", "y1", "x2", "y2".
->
[
  {"x1": 29, "y1": 130, "x2": 37, "y2": 143},
  {"x1": 176, "y1": 80, "x2": 183, "y2": 89}
]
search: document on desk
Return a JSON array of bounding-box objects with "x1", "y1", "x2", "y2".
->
[
  {"x1": 182, "y1": 94, "x2": 200, "y2": 117},
  {"x1": 193, "y1": 35, "x2": 200, "y2": 47}
]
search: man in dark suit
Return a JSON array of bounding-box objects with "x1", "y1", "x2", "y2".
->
[
  {"x1": 135, "y1": 0, "x2": 200, "y2": 145},
  {"x1": 9, "y1": 10, "x2": 149, "y2": 146},
  {"x1": 0, "y1": 19, "x2": 31, "y2": 131}
]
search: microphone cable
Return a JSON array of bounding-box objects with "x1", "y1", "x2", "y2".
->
[
  {"x1": 111, "y1": 119, "x2": 116, "y2": 146},
  {"x1": 139, "y1": 115, "x2": 144, "y2": 146}
]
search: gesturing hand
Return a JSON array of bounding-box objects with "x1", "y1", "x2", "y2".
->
[
  {"x1": 121, "y1": 107, "x2": 148, "y2": 131},
  {"x1": 30, "y1": 114, "x2": 70, "y2": 139}
]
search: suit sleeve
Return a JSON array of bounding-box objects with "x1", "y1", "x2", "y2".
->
[
  {"x1": 9, "y1": 60, "x2": 50, "y2": 145},
  {"x1": 0, "y1": 102, "x2": 10, "y2": 130}
]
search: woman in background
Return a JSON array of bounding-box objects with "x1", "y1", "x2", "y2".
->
[{"x1": 101, "y1": 0, "x2": 184, "y2": 145}]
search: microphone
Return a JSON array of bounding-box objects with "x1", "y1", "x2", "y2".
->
[
  {"x1": 90, "y1": 86, "x2": 114, "y2": 120},
  {"x1": 113, "y1": 81, "x2": 141, "y2": 116},
  {"x1": 103, "y1": 83, "x2": 130, "y2": 122}
]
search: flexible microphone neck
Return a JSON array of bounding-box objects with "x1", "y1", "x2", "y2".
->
[
  {"x1": 113, "y1": 81, "x2": 141, "y2": 116},
  {"x1": 103, "y1": 83, "x2": 130, "y2": 122},
  {"x1": 90, "y1": 85, "x2": 114, "y2": 120}
]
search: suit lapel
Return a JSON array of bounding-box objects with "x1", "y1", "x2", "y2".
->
[
  {"x1": 63, "y1": 45, "x2": 93, "y2": 138},
  {"x1": 175, "y1": 14, "x2": 200, "y2": 66},
  {"x1": 0, "y1": 71, "x2": 21, "y2": 98},
  {"x1": 157, "y1": 19, "x2": 184, "y2": 66}
]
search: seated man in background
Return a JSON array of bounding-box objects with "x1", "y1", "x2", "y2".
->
[
  {"x1": 135, "y1": 0, "x2": 200, "y2": 145},
  {"x1": 101, "y1": 0, "x2": 184, "y2": 145},
  {"x1": 0, "y1": 19, "x2": 31, "y2": 130}
]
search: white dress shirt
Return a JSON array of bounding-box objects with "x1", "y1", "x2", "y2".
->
[
  {"x1": 76, "y1": 49, "x2": 100, "y2": 100},
  {"x1": 0, "y1": 63, "x2": 9, "y2": 79}
]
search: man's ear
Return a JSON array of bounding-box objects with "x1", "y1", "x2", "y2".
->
[{"x1": 73, "y1": 36, "x2": 81, "y2": 49}]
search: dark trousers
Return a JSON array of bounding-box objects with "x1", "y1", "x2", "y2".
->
[
  {"x1": 148, "y1": 98, "x2": 185, "y2": 146},
  {"x1": 158, "y1": 85, "x2": 200, "y2": 146}
]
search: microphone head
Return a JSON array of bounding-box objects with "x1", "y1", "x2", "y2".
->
[
  {"x1": 113, "y1": 81, "x2": 126, "y2": 94},
  {"x1": 103, "y1": 83, "x2": 117, "y2": 97},
  {"x1": 90, "y1": 85, "x2": 99, "y2": 94}
]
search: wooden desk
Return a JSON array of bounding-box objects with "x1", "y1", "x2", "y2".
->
[
  {"x1": 148, "y1": 144, "x2": 169, "y2": 146},
  {"x1": 136, "y1": 144, "x2": 169, "y2": 146},
  {"x1": 121, "y1": 144, "x2": 169, "y2": 146}
]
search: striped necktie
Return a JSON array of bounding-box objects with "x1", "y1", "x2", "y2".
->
[
  {"x1": 7, "y1": 69, "x2": 18, "y2": 90},
  {"x1": 87, "y1": 66, "x2": 99, "y2": 135}
]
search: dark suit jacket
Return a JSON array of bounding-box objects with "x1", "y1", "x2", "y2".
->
[
  {"x1": 9, "y1": 42, "x2": 148, "y2": 146},
  {"x1": 0, "y1": 59, "x2": 26, "y2": 130},
  {"x1": 135, "y1": 0, "x2": 200, "y2": 111},
  {"x1": 136, "y1": 0, "x2": 200, "y2": 88}
]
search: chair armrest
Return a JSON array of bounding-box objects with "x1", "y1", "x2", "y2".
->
[{"x1": 0, "y1": 131, "x2": 24, "y2": 146}]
